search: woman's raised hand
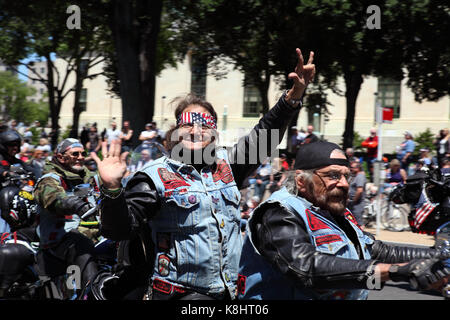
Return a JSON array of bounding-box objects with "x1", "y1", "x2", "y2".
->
[{"x1": 287, "y1": 48, "x2": 316, "y2": 99}]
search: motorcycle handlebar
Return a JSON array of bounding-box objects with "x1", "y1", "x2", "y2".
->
[
  {"x1": 80, "y1": 205, "x2": 98, "y2": 220},
  {"x1": 9, "y1": 174, "x2": 33, "y2": 181},
  {"x1": 436, "y1": 241, "x2": 450, "y2": 260}
]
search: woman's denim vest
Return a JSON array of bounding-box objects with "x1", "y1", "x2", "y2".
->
[
  {"x1": 140, "y1": 149, "x2": 242, "y2": 298},
  {"x1": 238, "y1": 187, "x2": 374, "y2": 300}
]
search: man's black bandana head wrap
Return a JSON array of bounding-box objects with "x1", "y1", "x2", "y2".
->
[{"x1": 294, "y1": 141, "x2": 349, "y2": 170}]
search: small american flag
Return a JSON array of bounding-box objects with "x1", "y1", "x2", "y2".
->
[{"x1": 414, "y1": 187, "x2": 437, "y2": 229}]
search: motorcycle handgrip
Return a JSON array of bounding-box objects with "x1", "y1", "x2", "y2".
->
[{"x1": 81, "y1": 205, "x2": 98, "y2": 220}]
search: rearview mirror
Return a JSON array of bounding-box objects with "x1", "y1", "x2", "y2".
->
[{"x1": 435, "y1": 221, "x2": 450, "y2": 249}]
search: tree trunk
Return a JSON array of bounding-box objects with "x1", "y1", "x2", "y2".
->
[
  {"x1": 111, "y1": 0, "x2": 145, "y2": 148},
  {"x1": 342, "y1": 71, "x2": 363, "y2": 150},
  {"x1": 46, "y1": 56, "x2": 59, "y2": 150},
  {"x1": 138, "y1": 0, "x2": 162, "y2": 125},
  {"x1": 110, "y1": 0, "x2": 163, "y2": 148}
]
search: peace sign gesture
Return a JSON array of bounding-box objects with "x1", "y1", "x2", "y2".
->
[
  {"x1": 285, "y1": 48, "x2": 316, "y2": 101},
  {"x1": 91, "y1": 139, "x2": 129, "y2": 189}
]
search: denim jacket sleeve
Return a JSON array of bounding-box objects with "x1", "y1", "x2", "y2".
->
[
  {"x1": 228, "y1": 96, "x2": 300, "y2": 189},
  {"x1": 100, "y1": 172, "x2": 161, "y2": 240}
]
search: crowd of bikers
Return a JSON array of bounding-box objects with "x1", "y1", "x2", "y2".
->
[
  {"x1": 2, "y1": 117, "x2": 450, "y2": 227},
  {"x1": 0, "y1": 119, "x2": 168, "y2": 177},
  {"x1": 0, "y1": 47, "x2": 448, "y2": 302},
  {"x1": 2, "y1": 98, "x2": 450, "y2": 299}
]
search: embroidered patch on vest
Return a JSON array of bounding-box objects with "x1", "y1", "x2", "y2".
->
[
  {"x1": 315, "y1": 234, "x2": 343, "y2": 246},
  {"x1": 152, "y1": 278, "x2": 172, "y2": 294},
  {"x1": 305, "y1": 209, "x2": 331, "y2": 231},
  {"x1": 164, "y1": 190, "x2": 173, "y2": 197},
  {"x1": 237, "y1": 274, "x2": 247, "y2": 295},
  {"x1": 331, "y1": 290, "x2": 350, "y2": 300},
  {"x1": 158, "y1": 168, "x2": 190, "y2": 190},
  {"x1": 213, "y1": 159, "x2": 234, "y2": 184},
  {"x1": 152, "y1": 278, "x2": 186, "y2": 295},
  {"x1": 157, "y1": 254, "x2": 171, "y2": 277},
  {"x1": 345, "y1": 211, "x2": 362, "y2": 230}
]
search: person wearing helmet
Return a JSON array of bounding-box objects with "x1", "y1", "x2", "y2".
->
[
  {"x1": 33, "y1": 138, "x2": 99, "y2": 290},
  {"x1": 0, "y1": 130, "x2": 36, "y2": 183},
  {"x1": 0, "y1": 130, "x2": 37, "y2": 233}
]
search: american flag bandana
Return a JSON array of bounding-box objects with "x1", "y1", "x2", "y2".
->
[
  {"x1": 56, "y1": 138, "x2": 84, "y2": 154},
  {"x1": 414, "y1": 187, "x2": 438, "y2": 229},
  {"x1": 177, "y1": 112, "x2": 217, "y2": 130}
]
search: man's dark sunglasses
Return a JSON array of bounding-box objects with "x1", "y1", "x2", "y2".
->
[{"x1": 66, "y1": 151, "x2": 87, "y2": 158}]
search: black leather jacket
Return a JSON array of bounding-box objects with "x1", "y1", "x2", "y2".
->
[
  {"x1": 248, "y1": 201, "x2": 438, "y2": 290},
  {"x1": 100, "y1": 96, "x2": 300, "y2": 240}
]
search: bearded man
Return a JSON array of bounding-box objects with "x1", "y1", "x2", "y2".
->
[
  {"x1": 34, "y1": 138, "x2": 98, "y2": 289},
  {"x1": 238, "y1": 141, "x2": 449, "y2": 300}
]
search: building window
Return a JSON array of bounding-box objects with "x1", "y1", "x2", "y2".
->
[
  {"x1": 190, "y1": 55, "x2": 207, "y2": 99},
  {"x1": 80, "y1": 59, "x2": 89, "y2": 77},
  {"x1": 40, "y1": 67, "x2": 45, "y2": 74},
  {"x1": 378, "y1": 78, "x2": 401, "y2": 118},
  {"x1": 243, "y1": 85, "x2": 262, "y2": 117},
  {"x1": 39, "y1": 88, "x2": 44, "y2": 94},
  {"x1": 79, "y1": 88, "x2": 87, "y2": 112},
  {"x1": 307, "y1": 105, "x2": 322, "y2": 132}
]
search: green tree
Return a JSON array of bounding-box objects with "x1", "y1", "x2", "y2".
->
[
  {"x1": 174, "y1": 0, "x2": 449, "y2": 151},
  {"x1": 166, "y1": 0, "x2": 335, "y2": 146},
  {"x1": 0, "y1": 0, "x2": 106, "y2": 146},
  {"x1": 296, "y1": 0, "x2": 450, "y2": 149},
  {"x1": 294, "y1": 1, "x2": 404, "y2": 149},
  {"x1": 352, "y1": 131, "x2": 365, "y2": 153},
  {"x1": 413, "y1": 128, "x2": 436, "y2": 157},
  {"x1": 0, "y1": 71, "x2": 48, "y2": 125},
  {"x1": 167, "y1": 0, "x2": 318, "y2": 114},
  {"x1": 387, "y1": 1, "x2": 450, "y2": 102}
]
